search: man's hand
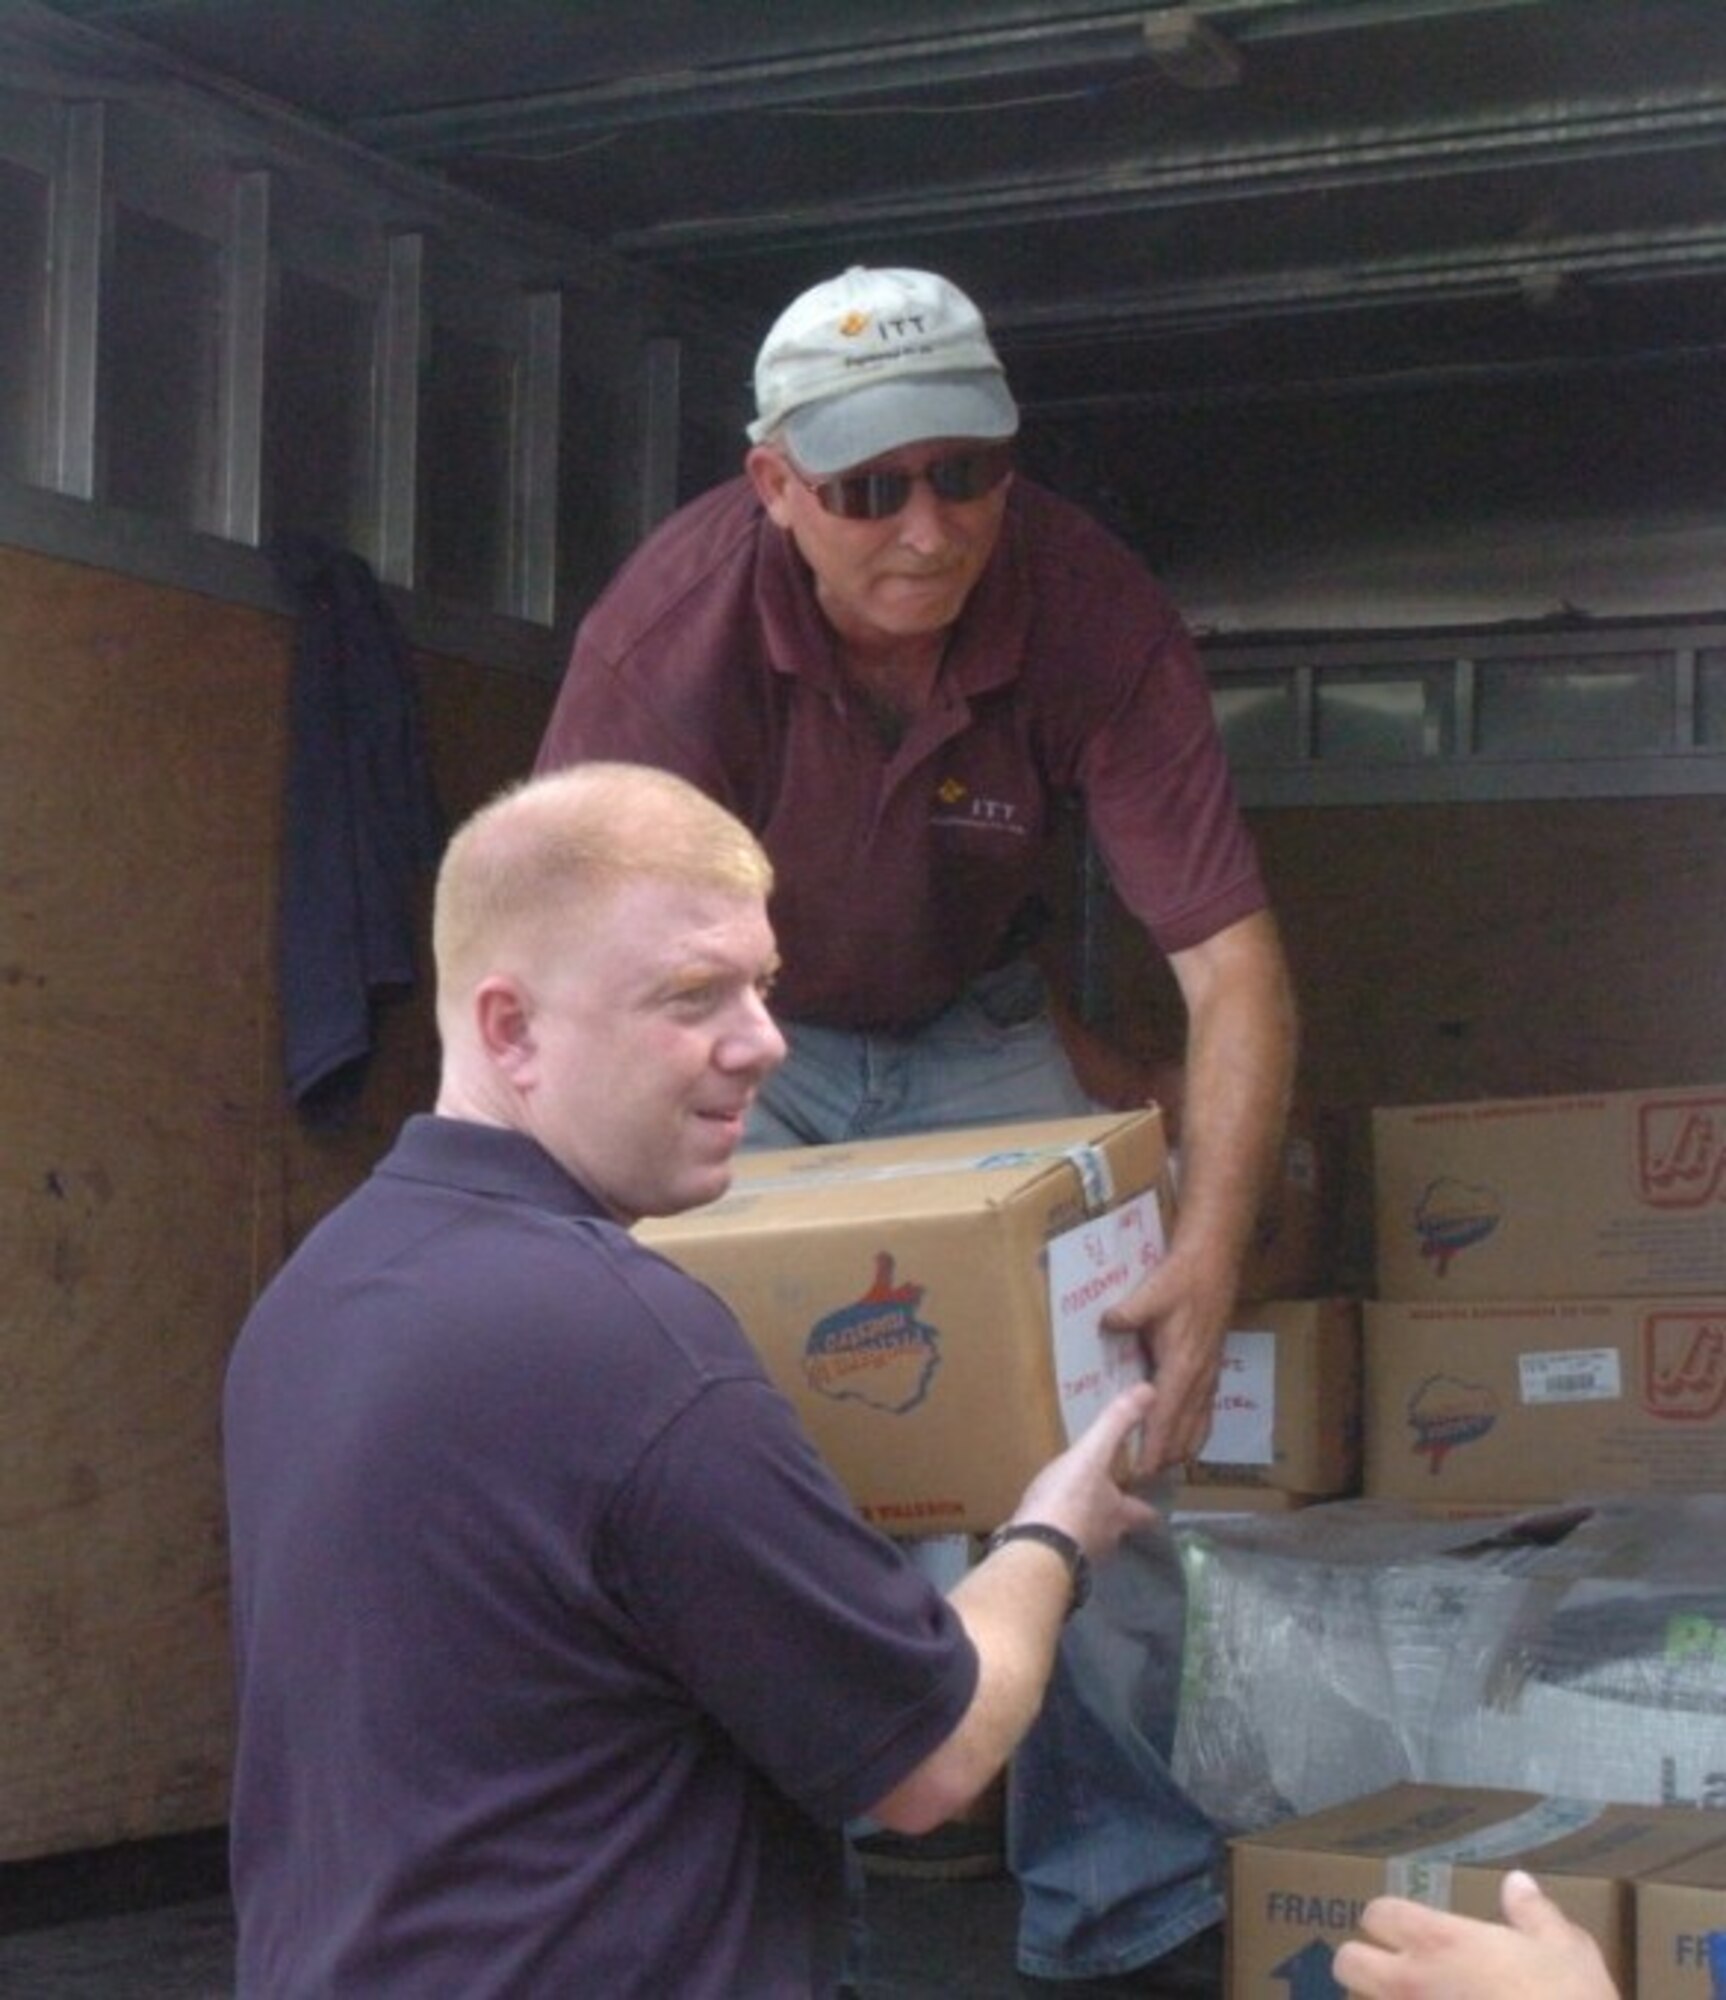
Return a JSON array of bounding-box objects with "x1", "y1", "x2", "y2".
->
[
  {"x1": 1331, "y1": 1870, "x2": 1621, "y2": 2000},
  {"x1": 1007, "y1": 1379, "x2": 1161, "y2": 1563},
  {"x1": 1099, "y1": 906, "x2": 1297, "y2": 1474},
  {"x1": 1099, "y1": 1238, "x2": 1235, "y2": 1471}
]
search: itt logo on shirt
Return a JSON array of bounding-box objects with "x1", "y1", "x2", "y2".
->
[{"x1": 933, "y1": 777, "x2": 1022, "y2": 833}]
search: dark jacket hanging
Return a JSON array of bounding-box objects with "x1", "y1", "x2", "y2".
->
[{"x1": 272, "y1": 537, "x2": 445, "y2": 1112}]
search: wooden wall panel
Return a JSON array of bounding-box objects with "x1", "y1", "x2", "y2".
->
[
  {"x1": 1092, "y1": 795, "x2": 1726, "y2": 1289},
  {"x1": 0, "y1": 545, "x2": 550, "y2": 1862},
  {"x1": 1, "y1": 554, "x2": 282, "y2": 1860}
]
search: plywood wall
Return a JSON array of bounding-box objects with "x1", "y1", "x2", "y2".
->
[
  {"x1": 0, "y1": 545, "x2": 550, "y2": 1862},
  {"x1": 1089, "y1": 794, "x2": 1726, "y2": 1290}
]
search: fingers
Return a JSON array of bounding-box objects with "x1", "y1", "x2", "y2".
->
[
  {"x1": 1352, "y1": 1895, "x2": 1454, "y2": 1954},
  {"x1": 1099, "y1": 1265, "x2": 1168, "y2": 1335},
  {"x1": 1499, "y1": 1870, "x2": 1555, "y2": 1938},
  {"x1": 1089, "y1": 1380, "x2": 1157, "y2": 1453}
]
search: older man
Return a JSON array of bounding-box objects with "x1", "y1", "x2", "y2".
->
[
  {"x1": 535, "y1": 266, "x2": 1297, "y2": 1983},
  {"x1": 224, "y1": 763, "x2": 1157, "y2": 1997}
]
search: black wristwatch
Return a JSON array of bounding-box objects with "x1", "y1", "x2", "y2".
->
[{"x1": 982, "y1": 1522, "x2": 1092, "y2": 1618}]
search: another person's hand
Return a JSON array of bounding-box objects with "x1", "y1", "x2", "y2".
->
[
  {"x1": 1332, "y1": 1870, "x2": 1621, "y2": 2000},
  {"x1": 1007, "y1": 1380, "x2": 1160, "y2": 1566}
]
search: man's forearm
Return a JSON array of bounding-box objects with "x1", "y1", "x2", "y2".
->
[
  {"x1": 866, "y1": 1538, "x2": 1071, "y2": 1832},
  {"x1": 1168, "y1": 908, "x2": 1299, "y2": 1281}
]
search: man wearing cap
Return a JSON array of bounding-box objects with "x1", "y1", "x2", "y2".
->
[{"x1": 535, "y1": 266, "x2": 1297, "y2": 1986}]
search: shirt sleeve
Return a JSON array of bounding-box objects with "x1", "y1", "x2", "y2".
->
[
  {"x1": 599, "y1": 1374, "x2": 979, "y2": 1827},
  {"x1": 534, "y1": 617, "x2": 727, "y2": 792},
  {"x1": 1076, "y1": 613, "x2": 1269, "y2": 955}
]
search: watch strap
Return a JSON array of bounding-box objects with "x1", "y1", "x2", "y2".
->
[{"x1": 982, "y1": 1521, "x2": 1092, "y2": 1617}]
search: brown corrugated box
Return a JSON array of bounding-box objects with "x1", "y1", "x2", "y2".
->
[
  {"x1": 1229, "y1": 1782, "x2": 1726, "y2": 1999},
  {"x1": 1374, "y1": 1084, "x2": 1726, "y2": 1301},
  {"x1": 638, "y1": 1112, "x2": 1172, "y2": 1534},
  {"x1": 1363, "y1": 1295, "x2": 1726, "y2": 1504},
  {"x1": 1238, "y1": 1114, "x2": 1343, "y2": 1302},
  {"x1": 1637, "y1": 1838, "x2": 1726, "y2": 1999},
  {"x1": 1184, "y1": 1298, "x2": 1361, "y2": 1498}
]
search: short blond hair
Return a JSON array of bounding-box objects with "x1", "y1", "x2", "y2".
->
[{"x1": 433, "y1": 761, "x2": 773, "y2": 1014}]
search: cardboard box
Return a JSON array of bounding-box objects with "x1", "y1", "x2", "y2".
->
[
  {"x1": 1185, "y1": 1298, "x2": 1360, "y2": 1497},
  {"x1": 1637, "y1": 1839, "x2": 1726, "y2": 1999},
  {"x1": 1364, "y1": 1296, "x2": 1726, "y2": 1504},
  {"x1": 1229, "y1": 1782, "x2": 1726, "y2": 1999},
  {"x1": 1238, "y1": 1115, "x2": 1342, "y2": 1302},
  {"x1": 637, "y1": 1112, "x2": 1172, "y2": 1533},
  {"x1": 1373, "y1": 1084, "x2": 1726, "y2": 1300},
  {"x1": 1046, "y1": 997, "x2": 1336, "y2": 1302}
]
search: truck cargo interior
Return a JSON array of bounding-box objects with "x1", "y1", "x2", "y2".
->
[{"x1": 3, "y1": 3, "x2": 1725, "y2": 1994}]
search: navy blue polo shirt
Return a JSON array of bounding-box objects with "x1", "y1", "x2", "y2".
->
[{"x1": 225, "y1": 1115, "x2": 977, "y2": 1997}]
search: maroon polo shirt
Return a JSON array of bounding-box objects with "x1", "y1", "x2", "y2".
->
[{"x1": 537, "y1": 476, "x2": 1265, "y2": 1032}]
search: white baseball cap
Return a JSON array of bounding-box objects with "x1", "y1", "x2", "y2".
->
[{"x1": 747, "y1": 265, "x2": 1019, "y2": 476}]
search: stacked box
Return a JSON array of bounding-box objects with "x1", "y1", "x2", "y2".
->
[
  {"x1": 1368, "y1": 1083, "x2": 1726, "y2": 1505},
  {"x1": 1637, "y1": 1839, "x2": 1726, "y2": 1999},
  {"x1": 1229, "y1": 1781, "x2": 1726, "y2": 1999},
  {"x1": 1237, "y1": 1113, "x2": 1343, "y2": 1302},
  {"x1": 1186, "y1": 1298, "x2": 1361, "y2": 1499},
  {"x1": 1373, "y1": 1085, "x2": 1726, "y2": 1302},
  {"x1": 1364, "y1": 1295, "x2": 1726, "y2": 1504}
]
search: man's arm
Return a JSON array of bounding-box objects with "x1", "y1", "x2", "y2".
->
[
  {"x1": 864, "y1": 1382, "x2": 1158, "y2": 1833},
  {"x1": 1103, "y1": 906, "x2": 1298, "y2": 1470}
]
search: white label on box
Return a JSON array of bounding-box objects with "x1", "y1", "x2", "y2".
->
[
  {"x1": 1047, "y1": 1190, "x2": 1166, "y2": 1443},
  {"x1": 1199, "y1": 1330, "x2": 1275, "y2": 1466},
  {"x1": 1518, "y1": 1347, "x2": 1623, "y2": 1405}
]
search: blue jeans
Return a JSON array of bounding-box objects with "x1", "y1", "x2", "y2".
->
[{"x1": 745, "y1": 965, "x2": 1224, "y2": 1979}]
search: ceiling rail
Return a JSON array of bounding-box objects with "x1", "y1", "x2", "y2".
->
[
  {"x1": 348, "y1": 0, "x2": 1554, "y2": 154},
  {"x1": 615, "y1": 88, "x2": 1726, "y2": 256}
]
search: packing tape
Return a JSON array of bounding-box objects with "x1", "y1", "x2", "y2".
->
[{"x1": 1385, "y1": 1796, "x2": 1606, "y2": 1907}]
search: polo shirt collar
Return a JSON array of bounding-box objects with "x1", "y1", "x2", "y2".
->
[{"x1": 380, "y1": 1113, "x2": 609, "y2": 1222}]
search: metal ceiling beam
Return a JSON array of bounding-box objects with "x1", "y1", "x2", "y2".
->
[
  {"x1": 1031, "y1": 338, "x2": 1726, "y2": 417},
  {"x1": 347, "y1": 0, "x2": 1553, "y2": 155},
  {"x1": 994, "y1": 218, "x2": 1726, "y2": 343},
  {"x1": 612, "y1": 86, "x2": 1726, "y2": 257}
]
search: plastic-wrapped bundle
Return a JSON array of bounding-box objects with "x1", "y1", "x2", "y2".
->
[
  {"x1": 1430, "y1": 1494, "x2": 1726, "y2": 1810},
  {"x1": 1172, "y1": 1500, "x2": 1594, "y2": 1833}
]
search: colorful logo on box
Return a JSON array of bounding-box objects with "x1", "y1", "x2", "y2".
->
[
  {"x1": 1638, "y1": 1096, "x2": 1726, "y2": 1208},
  {"x1": 802, "y1": 1252, "x2": 940, "y2": 1415},
  {"x1": 1406, "y1": 1372, "x2": 1497, "y2": 1470},
  {"x1": 1411, "y1": 1176, "x2": 1501, "y2": 1275},
  {"x1": 1643, "y1": 1309, "x2": 1726, "y2": 1421}
]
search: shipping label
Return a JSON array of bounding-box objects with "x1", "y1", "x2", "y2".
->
[{"x1": 1047, "y1": 1190, "x2": 1166, "y2": 1443}]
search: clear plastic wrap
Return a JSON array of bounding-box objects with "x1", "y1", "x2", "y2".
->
[{"x1": 1172, "y1": 1496, "x2": 1726, "y2": 1833}]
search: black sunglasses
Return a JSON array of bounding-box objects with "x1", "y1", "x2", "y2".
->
[{"x1": 790, "y1": 444, "x2": 1015, "y2": 522}]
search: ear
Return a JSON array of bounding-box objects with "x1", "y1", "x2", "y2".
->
[
  {"x1": 745, "y1": 444, "x2": 799, "y2": 528},
  {"x1": 473, "y1": 976, "x2": 536, "y2": 1079}
]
